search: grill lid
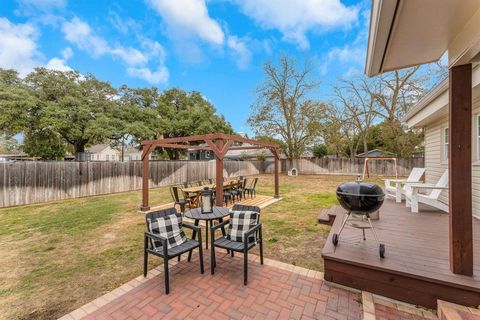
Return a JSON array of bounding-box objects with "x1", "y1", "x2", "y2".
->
[{"x1": 336, "y1": 181, "x2": 385, "y2": 197}]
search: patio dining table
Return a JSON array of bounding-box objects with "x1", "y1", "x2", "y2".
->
[
  {"x1": 182, "y1": 180, "x2": 241, "y2": 207},
  {"x1": 185, "y1": 206, "x2": 230, "y2": 260}
]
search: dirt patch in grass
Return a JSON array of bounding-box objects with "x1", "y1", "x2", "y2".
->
[{"x1": 0, "y1": 174, "x2": 382, "y2": 320}]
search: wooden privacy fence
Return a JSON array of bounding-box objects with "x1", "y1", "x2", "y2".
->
[
  {"x1": 0, "y1": 160, "x2": 264, "y2": 208},
  {"x1": 280, "y1": 157, "x2": 424, "y2": 176},
  {"x1": 0, "y1": 157, "x2": 423, "y2": 207}
]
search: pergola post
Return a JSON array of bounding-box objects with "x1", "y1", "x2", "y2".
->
[
  {"x1": 448, "y1": 64, "x2": 473, "y2": 276},
  {"x1": 272, "y1": 148, "x2": 280, "y2": 199},
  {"x1": 140, "y1": 145, "x2": 152, "y2": 212},
  {"x1": 215, "y1": 139, "x2": 224, "y2": 206}
]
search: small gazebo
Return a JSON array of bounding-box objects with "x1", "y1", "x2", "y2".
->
[{"x1": 139, "y1": 133, "x2": 281, "y2": 211}]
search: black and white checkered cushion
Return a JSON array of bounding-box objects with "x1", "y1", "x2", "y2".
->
[
  {"x1": 227, "y1": 211, "x2": 259, "y2": 242},
  {"x1": 147, "y1": 213, "x2": 187, "y2": 249}
]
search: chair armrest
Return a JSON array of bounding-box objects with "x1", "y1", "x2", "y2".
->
[
  {"x1": 409, "y1": 184, "x2": 448, "y2": 190},
  {"x1": 382, "y1": 178, "x2": 407, "y2": 183},
  {"x1": 211, "y1": 219, "x2": 229, "y2": 232},
  {"x1": 144, "y1": 232, "x2": 168, "y2": 249},
  {"x1": 183, "y1": 223, "x2": 200, "y2": 232},
  {"x1": 244, "y1": 223, "x2": 262, "y2": 237}
]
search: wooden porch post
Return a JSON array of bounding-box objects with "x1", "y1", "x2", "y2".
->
[
  {"x1": 273, "y1": 148, "x2": 280, "y2": 199},
  {"x1": 140, "y1": 144, "x2": 152, "y2": 212},
  {"x1": 448, "y1": 64, "x2": 473, "y2": 276},
  {"x1": 215, "y1": 139, "x2": 224, "y2": 207}
]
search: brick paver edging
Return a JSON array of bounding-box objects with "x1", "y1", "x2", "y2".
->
[{"x1": 58, "y1": 254, "x2": 323, "y2": 320}]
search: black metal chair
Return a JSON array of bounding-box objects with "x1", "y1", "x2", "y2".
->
[
  {"x1": 244, "y1": 178, "x2": 258, "y2": 198},
  {"x1": 144, "y1": 207, "x2": 204, "y2": 294},
  {"x1": 210, "y1": 205, "x2": 263, "y2": 285},
  {"x1": 231, "y1": 178, "x2": 246, "y2": 202},
  {"x1": 169, "y1": 185, "x2": 190, "y2": 213}
]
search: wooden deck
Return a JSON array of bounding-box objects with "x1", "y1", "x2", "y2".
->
[{"x1": 322, "y1": 200, "x2": 480, "y2": 309}]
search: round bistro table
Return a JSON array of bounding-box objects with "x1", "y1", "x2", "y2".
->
[{"x1": 185, "y1": 206, "x2": 230, "y2": 255}]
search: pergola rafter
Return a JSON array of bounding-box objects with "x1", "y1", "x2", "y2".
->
[{"x1": 140, "y1": 133, "x2": 281, "y2": 211}]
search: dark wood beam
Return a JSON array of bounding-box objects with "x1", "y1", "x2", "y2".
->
[
  {"x1": 448, "y1": 64, "x2": 473, "y2": 276},
  {"x1": 271, "y1": 148, "x2": 280, "y2": 199},
  {"x1": 140, "y1": 145, "x2": 152, "y2": 211},
  {"x1": 215, "y1": 139, "x2": 224, "y2": 206},
  {"x1": 153, "y1": 143, "x2": 211, "y2": 150},
  {"x1": 141, "y1": 133, "x2": 279, "y2": 149}
]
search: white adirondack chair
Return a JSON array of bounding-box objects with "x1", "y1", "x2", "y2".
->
[
  {"x1": 405, "y1": 169, "x2": 449, "y2": 213},
  {"x1": 383, "y1": 167, "x2": 426, "y2": 203}
]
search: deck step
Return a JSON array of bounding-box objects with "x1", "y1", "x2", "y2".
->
[
  {"x1": 317, "y1": 206, "x2": 340, "y2": 225},
  {"x1": 438, "y1": 300, "x2": 480, "y2": 320}
]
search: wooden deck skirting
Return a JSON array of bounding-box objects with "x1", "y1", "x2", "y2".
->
[{"x1": 322, "y1": 201, "x2": 480, "y2": 309}]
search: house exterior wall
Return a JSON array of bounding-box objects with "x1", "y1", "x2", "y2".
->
[
  {"x1": 423, "y1": 99, "x2": 480, "y2": 219},
  {"x1": 90, "y1": 146, "x2": 120, "y2": 161}
]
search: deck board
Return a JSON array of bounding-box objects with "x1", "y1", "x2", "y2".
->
[{"x1": 322, "y1": 199, "x2": 480, "y2": 308}]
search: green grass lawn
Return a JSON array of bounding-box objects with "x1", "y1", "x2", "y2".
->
[{"x1": 0, "y1": 174, "x2": 377, "y2": 320}]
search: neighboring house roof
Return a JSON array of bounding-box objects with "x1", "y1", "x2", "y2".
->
[
  {"x1": 356, "y1": 149, "x2": 397, "y2": 158},
  {"x1": 0, "y1": 151, "x2": 28, "y2": 157},
  {"x1": 405, "y1": 64, "x2": 480, "y2": 128},
  {"x1": 123, "y1": 147, "x2": 142, "y2": 155},
  {"x1": 86, "y1": 144, "x2": 118, "y2": 154}
]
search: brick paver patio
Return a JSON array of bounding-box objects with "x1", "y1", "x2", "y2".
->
[{"x1": 62, "y1": 252, "x2": 362, "y2": 320}]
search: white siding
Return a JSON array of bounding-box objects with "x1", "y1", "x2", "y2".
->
[{"x1": 423, "y1": 100, "x2": 480, "y2": 219}]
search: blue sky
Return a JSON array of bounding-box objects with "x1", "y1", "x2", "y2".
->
[{"x1": 0, "y1": 0, "x2": 370, "y2": 135}]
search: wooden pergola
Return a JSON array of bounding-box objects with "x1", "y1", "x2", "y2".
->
[{"x1": 139, "y1": 133, "x2": 281, "y2": 211}]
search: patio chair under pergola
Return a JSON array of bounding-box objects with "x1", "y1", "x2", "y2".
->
[{"x1": 139, "y1": 133, "x2": 281, "y2": 211}]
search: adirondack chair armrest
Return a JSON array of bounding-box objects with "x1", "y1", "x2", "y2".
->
[
  {"x1": 409, "y1": 184, "x2": 448, "y2": 190},
  {"x1": 382, "y1": 178, "x2": 408, "y2": 183}
]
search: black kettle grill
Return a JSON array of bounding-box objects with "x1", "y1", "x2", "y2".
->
[{"x1": 333, "y1": 181, "x2": 386, "y2": 258}]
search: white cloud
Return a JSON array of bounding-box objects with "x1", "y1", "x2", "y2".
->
[
  {"x1": 61, "y1": 47, "x2": 73, "y2": 60},
  {"x1": 15, "y1": 0, "x2": 66, "y2": 15},
  {"x1": 146, "y1": 0, "x2": 224, "y2": 45},
  {"x1": 127, "y1": 66, "x2": 169, "y2": 84},
  {"x1": 17, "y1": 0, "x2": 66, "y2": 10},
  {"x1": 61, "y1": 17, "x2": 169, "y2": 84},
  {"x1": 0, "y1": 18, "x2": 41, "y2": 76},
  {"x1": 45, "y1": 46, "x2": 74, "y2": 72},
  {"x1": 233, "y1": 0, "x2": 358, "y2": 49},
  {"x1": 227, "y1": 36, "x2": 251, "y2": 70},
  {"x1": 45, "y1": 57, "x2": 72, "y2": 71},
  {"x1": 62, "y1": 17, "x2": 109, "y2": 57}
]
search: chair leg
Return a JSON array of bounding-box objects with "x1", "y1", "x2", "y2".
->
[
  {"x1": 211, "y1": 229, "x2": 215, "y2": 275},
  {"x1": 198, "y1": 233, "x2": 204, "y2": 275},
  {"x1": 143, "y1": 252, "x2": 148, "y2": 277},
  {"x1": 259, "y1": 228, "x2": 264, "y2": 265},
  {"x1": 164, "y1": 257, "x2": 169, "y2": 294},
  {"x1": 205, "y1": 221, "x2": 209, "y2": 250},
  {"x1": 144, "y1": 236, "x2": 148, "y2": 277},
  {"x1": 188, "y1": 219, "x2": 200, "y2": 262},
  {"x1": 243, "y1": 249, "x2": 248, "y2": 285}
]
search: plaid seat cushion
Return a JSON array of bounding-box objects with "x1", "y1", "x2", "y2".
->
[
  {"x1": 147, "y1": 213, "x2": 187, "y2": 249},
  {"x1": 227, "y1": 211, "x2": 259, "y2": 243}
]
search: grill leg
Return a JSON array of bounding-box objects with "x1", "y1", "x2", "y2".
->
[
  {"x1": 367, "y1": 216, "x2": 380, "y2": 245},
  {"x1": 336, "y1": 212, "x2": 351, "y2": 238}
]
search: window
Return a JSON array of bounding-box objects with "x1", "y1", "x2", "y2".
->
[
  {"x1": 477, "y1": 115, "x2": 480, "y2": 160},
  {"x1": 443, "y1": 127, "x2": 449, "y2": 161},
  {"x1": 106, "y1": 155, "x2": 109, "y2": 161}
]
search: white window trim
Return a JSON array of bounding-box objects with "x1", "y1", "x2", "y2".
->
[
  {"x1": 441, "y1": 127, "x2": 449, "y2": 164},
  {"x1": 475, "y1": 114, "x2": 480, "y2": 165}
]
